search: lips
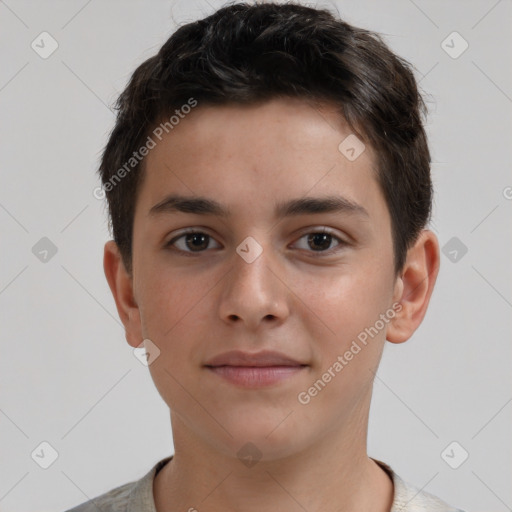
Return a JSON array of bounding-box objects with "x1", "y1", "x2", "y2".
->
[
  {"x1": 204, "y1": 350, "x2": 308, "y2": 388},
  {"x1": 204, "y1": 349, "x2": 306, "y2": 368}
]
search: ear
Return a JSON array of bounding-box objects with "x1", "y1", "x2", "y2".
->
[
  {"x1": 103, "y1": 240, "x2": 143, "y2": 348},
  {"x1": 386, "y1": 229, "x2": 440, "y2": 344}
]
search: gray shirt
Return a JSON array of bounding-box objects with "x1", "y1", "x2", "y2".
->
[{"x1": 64, "y1": 456, "x2": 466, "y2": 512}]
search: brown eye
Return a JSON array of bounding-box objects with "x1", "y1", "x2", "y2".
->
[
  {"x1": 166, "y1": 231, "x2": 221, "y2": 254},
  {"x1": 307, "y1": 232, "x2": 335, "y2": 251},
  {"x1": 293, "y1": 229, "x2": 346, "y2": 256}
]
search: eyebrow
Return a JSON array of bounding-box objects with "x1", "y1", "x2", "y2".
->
[{"x1": 148, "y1": 194, "x2": 369, "y2": 219}]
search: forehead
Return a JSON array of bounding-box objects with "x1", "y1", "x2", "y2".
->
[{"x1": 137, "y1": 97, "x2": 384, "y2": 222}]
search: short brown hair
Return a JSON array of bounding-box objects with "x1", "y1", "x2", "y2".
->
[{"x1": 98, "y1": 1, "x2": 432, "y2": 277}]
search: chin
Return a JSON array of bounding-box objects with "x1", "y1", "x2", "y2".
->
[{"x1": 208, "y1": 416, "x2": 308, "y2": 461}]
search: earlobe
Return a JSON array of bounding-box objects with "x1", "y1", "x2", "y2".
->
[
  {"x1": 386, "y1": 230, "x2": 440, "y2": 344},
  {"x1": 103, "y1": 240, "x2": 143, "y2": 348}
]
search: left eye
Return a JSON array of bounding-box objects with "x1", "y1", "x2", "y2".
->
[{"x1": 293, "y1": 230, "x2": 345, "y2": 254}]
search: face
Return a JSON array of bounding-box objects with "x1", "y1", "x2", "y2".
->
[{"x1": 123, "y1": 97, "x2": 404, "y2": 460}]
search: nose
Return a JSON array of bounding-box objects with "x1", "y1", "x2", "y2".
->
[{"x1": 218, "y1": 239, "x2": 290, "y2": 330}]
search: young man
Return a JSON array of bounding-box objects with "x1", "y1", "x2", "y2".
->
[{"x1": 68, "y1": 2, "x2": 465, "y2": 511}]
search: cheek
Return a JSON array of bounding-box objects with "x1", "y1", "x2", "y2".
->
[
  {"x1": 137, "y1": 265, "x2": 222, "y2": 386},
  {"x1": 297, "y1": 265, "x2": 389, "y2": 333},
  {"x1": 295, "y1": 273, "x2": 390, "y2": 413},
  {"x1": 137, "y1": 264, "x2": 207, "y2": 339},
  {"x1": 293, "y1": 263, "x2": 393, "y2": 376},
  {"x1": 139, "y1": 270, "x2": 207, "y2": 413}
]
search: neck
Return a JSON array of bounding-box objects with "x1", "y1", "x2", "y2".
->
[{"x1": 154, "y1": 409, "x2": 394, "y2": 512}]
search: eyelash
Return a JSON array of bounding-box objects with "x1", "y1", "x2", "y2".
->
[{"x1": 165, "y1": 228, "x2": 348, "y2": 258}]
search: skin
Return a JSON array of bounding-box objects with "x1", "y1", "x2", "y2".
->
[{"x1": 104, "y1": 97, "x2": 440, "y2": 512}]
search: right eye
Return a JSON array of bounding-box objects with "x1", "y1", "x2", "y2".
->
[{"x1": 165, "y1": 230, "x2": 222, "y2": 256}]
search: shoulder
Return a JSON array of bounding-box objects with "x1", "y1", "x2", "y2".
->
[
  {"x1": 372, "y1": 459, "x2": 466, "y2": 512},
  {"x1": 64, "y1": 480, "x2": 135, "y2": 512},
  {"x1": 392, "y1": 475, "x2": 466, "y2": 512},
  {"x1": 63, "y1": 456, "x2": 172, "y2": 512}
]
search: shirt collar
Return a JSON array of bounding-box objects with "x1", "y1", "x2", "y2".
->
[{"x1": 127, "y1": 455, "x2": 455, "y2": 512}]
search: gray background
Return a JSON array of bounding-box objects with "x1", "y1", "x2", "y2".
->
[{"x1": 1, "y1": 1, "x2": 511, "y2": 511}]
